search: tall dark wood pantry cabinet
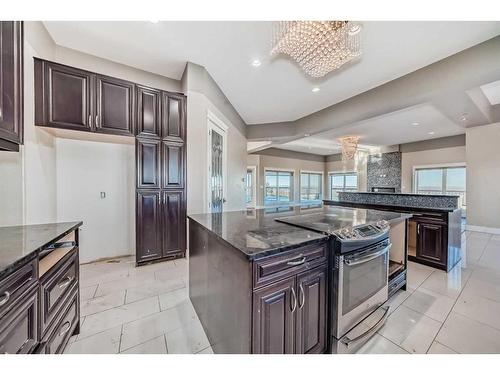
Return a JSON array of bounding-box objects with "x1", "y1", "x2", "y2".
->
[
  {"x1": 136, "y1": 91, "x2": 186, "y2": 265},
  {"x1": 0, "y1": 21, "x2": 23, "y2": 152}
]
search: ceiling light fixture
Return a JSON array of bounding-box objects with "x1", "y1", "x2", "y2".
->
[
  {"x1": 312, "y1": 87, "x2": 320, "y2": 93},
  {"x1": 338, "y1": 136, "x2": 360, "y2": 161},
  {"x1": 428, "y1": 131, "x2": 435, "y2": 135},
  {"x1": 270, "y1": 21, "x2": 362, "y2": 78},
  {"x1": 251, "y1": 59, "x2": 262, "y2": 67},
  {"x1": 460, "y1": 113, "x2": 468, "y2": 122},
  {"x1": 304, "y1": 133, "x2": 311, "y2": 137},
  {"x1": 411, "y1": 122, "x2": 420, "y2": 126}
]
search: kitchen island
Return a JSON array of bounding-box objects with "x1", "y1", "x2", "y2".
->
[
  {"x1": 325, "y1": 191, "x2": 462, "y2": 271},
  {"x1": 188, "y1": 205, "x2": 410, "y2": 354},
  {"x1": 0, "y1": 222, "x2": 82, "y2": 354}
]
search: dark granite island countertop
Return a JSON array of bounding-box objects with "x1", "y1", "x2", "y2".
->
[
  {"x1": 188, "y1": 204, "x2": 410, "y2": 260},
  {"x1": 0, "y1": 221, "x2": 83, "y2": 278}
]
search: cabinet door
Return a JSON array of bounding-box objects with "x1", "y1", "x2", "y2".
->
[
  {"x1": 417, "y1": 221, "x2": 446, "y2": 266},
  {"x1": 95, "y1": 75, "x2": 135, "y2": 136},
  {"x1": 252, "y1": 276, "x2": 296, "y2": 354},
  {"x1": 42, "y1": 61, "x2": 93, "y2": 131},
  {"x1": 162, "y1": 190, "x2": 186, "y2": 257},
  {"x1": 0, "y1": 287, "x2": 38, "y2": 354},
  {"x1": 136, "y1": 138, "x2": 161, "y2": 189},
  {"x1": 295, "y1": 266, "x2": 327, "y2": 354},
  {"x1": 162, "y1": 92, "x2": 185, "y2": 142},
  {"x1": 136, "y1": 191, "x2": 162, "y2": 263},
  {"x1": 162, "y1": 141, "x2": 184, "y2": 189},
  {"x1": 0, "y1": 21, "x2": 23, "y2": 148},
  {"x1": 136, "y1": 85, "x2": 161, "y2": 137}
]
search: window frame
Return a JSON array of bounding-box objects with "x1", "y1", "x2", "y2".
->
[
  {"x1": 299, "y1": 170, "x2": 324, "y2": 203},
  {"x1": 245, "y1": 165, "x2": 257, "y2": 208},
  {"x1": 412, "y1": 162, "x2": 466, "y2": 207},
  {"x1": 328, "y1": 171, "x2": 359, "y2": 200},
  {"x1": 264, "y1": 168, "x2": 295, "y2": 206}
]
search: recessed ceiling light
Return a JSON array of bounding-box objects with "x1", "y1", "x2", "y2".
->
[
  {"x1": 312, "y1": 87, "x2": 320, "y2": 93},
  {"x1": 304, "y1": 133, "x2": 310, "y2": 137},
  {"x1": 251, "y1": 59, "x2": 262, "y2": 67},
  {"x1": 461, "y1": 113, "x2": 469, "y2": 122},
  {"x1": 411, "y1": 122, "x2": 419, "y2": 126},
  {"x1": 428, "y1": 131, "x2": 435, "y2": 135}
]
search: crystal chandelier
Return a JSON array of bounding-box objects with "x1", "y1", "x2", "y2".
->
[
  {"x1": 339, "y1": 136, "x2": 360, "y2": 161},
  {"x1": 271, "y1": 21, "x2": 362, "y2": 78}
]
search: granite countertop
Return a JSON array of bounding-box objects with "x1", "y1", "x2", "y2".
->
[
  {"x1": 188, "y1": 204, "x2": 410, "y2": 260},
  {"x1": 0, "y1": 221, "x2": 83, "y2": 278},
  {"x1": 336, "y1": 192, "x2": 460, "y2": 198}
]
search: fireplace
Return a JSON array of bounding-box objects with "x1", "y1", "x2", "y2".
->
[{"x1": 371, "y1": 187, "x2": 396, "y2": 193}]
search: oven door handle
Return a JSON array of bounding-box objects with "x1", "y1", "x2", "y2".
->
[
  {"x1": 340, "y1": 306, "x2": 390, "y2": 348},
  {"x1": 344, "y1": 244, "x2": 391, "y2": 266}
]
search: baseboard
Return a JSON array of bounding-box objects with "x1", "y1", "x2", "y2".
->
[{"x1": 465, "y1": 225, "x2": 500, "y2": 235}]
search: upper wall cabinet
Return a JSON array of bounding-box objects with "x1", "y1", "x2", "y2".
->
[
  {"x1": 162, "y1": 92, "x2": 185, "y2": 143},
  {"x1": 0, "y1": 21, "x2": 24, "y2": 152},
  {"x1": 95, "y1": 75, "x2": 135, "y2": 136},
  {"x1": 34, "y1": 58, "x2": 136, "y2": 137}
]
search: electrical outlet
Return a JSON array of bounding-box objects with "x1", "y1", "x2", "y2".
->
[{"x1": 100, "y1": 192, "x2": 106, "y2": 199}]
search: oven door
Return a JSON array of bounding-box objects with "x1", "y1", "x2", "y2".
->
[{"x1": 333, "y1": 241, "x2": 390, "y2": 338}]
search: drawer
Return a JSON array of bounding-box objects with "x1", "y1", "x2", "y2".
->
[
  {"x1": 40, "y1": 289, "x2": 78, "y2": 354},
  {"x1": 40, "y1": 249, "x2": 78, "y2": 334},
  {"x1": 411, "y1": 212, "x2": 447, "y2": 224},
  {"x1": 253, "y1": 242, "x2": 327, "y2": 289},
  {"x1": 0, "y1": 286, "x2": 38, "y2": 354},
  {"x1": 0, "y1": 260, "x2": 37, "y2": 317}
]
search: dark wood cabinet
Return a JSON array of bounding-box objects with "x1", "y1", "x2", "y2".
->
[
  {"x1": 162, "y1": 141, "x2": 184, "y2": 189},
  {"x1": 137, "y1": 85, "x2": 161, "y2": 138},
  {"x1": 136, "y1": 138, "x2": 161, "y2": 189},
  {"x1": 0, "y1": 21, "x2": 23, "y2": 152},
  {"x1": 136, "y1": 191, "x2": 162, "y2": 262},
  {"x1": 35, "y1": 58, "x2": 137, "y2": 137},
  {"x1": 95, "y1": 75, "x2": 135, "y2": 136},
  {"x1": 162, "y1": 190, "x2": 186, "y2": 257},
  {"x1": 416, "y1": 221, "x2": 446, "y2": 266},
  {"x1": 38, "y1": 60, "x2": 93, "y2": 132},
  {"x1": 295, "y1": 266, "x2": 327, "y2": 354},
  {"x1": 162, "y1": 92, "x2": 185, "y2": 142},
  {"x1": 252, "y1": 276, "x2": 296, "y2": 354}
]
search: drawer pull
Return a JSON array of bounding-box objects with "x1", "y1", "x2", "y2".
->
[
  {"x1": 286, "y1": 255, "x2": 306, "y2": 266},
  {"x1": 59, "y1": 321, "x2": 71, "y2": 337},
  {"x1": 299, "y1": 283, "x2": 305, "y2": 309},
  {"x1": 58, "y1": 276, "x2": 74, "y2": 289},
  {"x1": 0, "y1": 291, "x2": 10, "y2": 306}
]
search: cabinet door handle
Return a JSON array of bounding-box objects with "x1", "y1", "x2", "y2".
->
[
  {"x1": 287, "y1": 255, "x2": 306, "y2": 266},
  {"x1": 299, "y1": 283, "x2": 305, "y2": 309},
  {"x1": 95, "y1": 115, "x2": 99, "y2": 127},
  {"x1": 0, "y1": 291, "x2": 10, "y2": 306},
  {"x1": 59, "y1": 321, "x2": 71, "y2": 337},
  {"x1": 417, "y1": 224, "x2": 420, "y2": 235},
  {"x1": 290, "y1": 287, "x2": 297, "y2": 313},
  {"x1": 58, "y1": 276, "x2": 74, "y2": 289},
  {"x1": 89, "y1": 115, "x2": 93, "y2": 127}
]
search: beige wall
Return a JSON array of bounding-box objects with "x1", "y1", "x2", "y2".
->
[
  {"x1": 466, "y1": 122, "x2": 500, "y2": 230},
  {"x1": 183, "y1": 63, "x2": 247, "y2": 215},
  {"x1": 401, "y1": 146, "x2": 466, "y2": 193}
]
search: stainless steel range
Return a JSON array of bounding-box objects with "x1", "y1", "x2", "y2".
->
[{"x1": 276, "y1": 212, "x2": 391, "y2": 353}]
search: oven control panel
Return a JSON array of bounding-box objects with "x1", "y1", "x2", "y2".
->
[{"x1": 333, "y1": 220, "x2": 389, "y2": 241}]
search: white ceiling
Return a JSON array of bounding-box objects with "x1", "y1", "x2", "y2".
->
[
  {"x1": 275, "y1": 104, "x2": 466, "y2": 155},
  {"x1": 481, "y1": 80, "x2": 500, "y2": 106},
  {"x1": 43, "y1": 21, "x2": 500, "y2": 125}
]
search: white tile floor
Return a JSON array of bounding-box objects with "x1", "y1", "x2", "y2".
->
[{"x1": 65, "y1": 230, "x2": 500, "y2": 354}]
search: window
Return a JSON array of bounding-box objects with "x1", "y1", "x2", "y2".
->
[
  {"x1": 245, "y1": 168, "x2": 254, "y2": 206},
  {"x1": 265, "y1": 170, "x2": 293, "y2": 205},
  {"x1": 300, "y1": 172, "x2": 323, "y2": 202},
  {"x1": 329, "y1": 172, "x2": 358, "y2": 200},
  {"x1": 414, "y1": 166, "x2": 466, "y2": 208}
]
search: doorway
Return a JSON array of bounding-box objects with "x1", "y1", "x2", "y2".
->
[{"x1": 207, "y1": 111, "x2": 228, "y2": 213}]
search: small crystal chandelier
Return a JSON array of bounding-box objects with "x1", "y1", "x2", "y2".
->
[
  {"x1": 271, "y1": 21, "x2": 362, "y2": 78},
  {"x1": 339, "y1": 136, "x2": 360, "y2": 161}
]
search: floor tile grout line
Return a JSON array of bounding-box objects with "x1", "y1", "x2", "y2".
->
[
  {"x1": 118, "y1": 324, "x2": 124, "y2": 353},
  {"x1": 164, "y1": 333, "x2": 169, "y2": 354},
  {"x1": 431, "y1": 340, "x2": 459, "y2": 354}
]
